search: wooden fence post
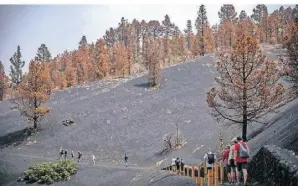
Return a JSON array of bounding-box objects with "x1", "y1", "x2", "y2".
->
[
  {"x1": 197, "y1": 166, "x2": 203, "y2": 186},
  {"x1": 214, "y1": 165, "x2": 219, "y2": 186},
  {"x1": 192, "y1": 167, "x2": 195, "y2": 181},
  {"x1": 208, "y1": 168, "x2": 213, "y2": 186},
  {"x1": 220, "y1": 161, "x2": 224, "y2": 184},
  {"x1": 204, "y1": 164, "x2": 208, "y2": 183}
]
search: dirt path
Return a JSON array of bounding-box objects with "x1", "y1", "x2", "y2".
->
[{"x1": 0, "y1": 151, "x2": 156, "y2": 171}]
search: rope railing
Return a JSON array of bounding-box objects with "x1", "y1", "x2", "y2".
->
[{"x1": 161, "y1": 161, "x2": 225, "y2": 186}]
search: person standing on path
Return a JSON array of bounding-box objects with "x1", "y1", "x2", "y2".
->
[
  {"x1": 77, "y1": 151, "x2": 82, "y2": 163},
  {"x1": 229, "y1": 138, "x2": 238, "y2": 184},
  {"x1": 180, "y1": 158, "x2": 185, "y2": 172},
  {"x1": 124, "y1": 153, "x2": 128, "y2": 167},
  {"x1": 71, "y1": 151, "x2": 74, "y2": 158},
  {"x1": 175, "y1": 158, "x2": 180, "y2": 174},
  {"x1": 64, "y1": 150, "x2": 68, "y2": 159},
  {"x1": 92, "y1": 154, "x2": 96, "y2": 165},
  {"x1": 59, "y1": 147, "x2": 62, "y2": 159},
  {"x1": 234, "y1": 137, "x2": 250, "y2": 186},
  {"x1": 203, "y1": 148, "x2": 217, "y2": 170},
  {"x1": 171, "y1": 157, "x2": 176, "y2": 171},
  {"x1": 59, "y1": 149, "x2": 64, "y2": 159}
]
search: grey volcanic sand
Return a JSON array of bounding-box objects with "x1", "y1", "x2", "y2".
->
[{"x1": 0, "y1": 45, "x2": 296, "y2": 186}]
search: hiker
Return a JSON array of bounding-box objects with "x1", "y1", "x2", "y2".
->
[
  {"x1": 77, "y1": 151, "x2": 82, "y2": 163},
  {"x1": 222, "y1": 145, "x2": 230, "y2": 183},
  {"x1": 60, "y1": 149, "x2": 64, "y2": 159},
  {"x1": 234, "y1": 137, "x2": 250, "y2": 186},
  {"x1": 71, "y1": 151, "x2": 74, "y2": 158},
  {"x1": 59, "y1": 147, "x2": 62, "y2": 159},
  {"x1": 203, "y1": 148, "x2": 217, "y2": 170},
  {"x1": 124, "y1": 153, "x2": 128, "y2": 167},
  {"x1": 180, "y1": 158, "x2": 185, "y2": 172},
  {"x1": 229, "y1": 138, "x2": 238, "y2": 184},
  {"x1": 171, "y1": 157, "x2": 176, "y2": 171},
  {"x1": 175, "y1": 158, "x2": 180, "y2": 173},
  {"x1": 64, "y1": 150, "x2": 68, "y2": 159},
  {"x1": 91, "y1": 154, "x2": 96, "y2": 165}
]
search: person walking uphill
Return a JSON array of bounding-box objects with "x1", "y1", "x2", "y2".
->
[
  {"x1": 204, "y1": 148, "x2": 217, "y2": 170},
  {"x1": 234, "y1": 137, "x2": 250, "y2": 186},
  {"x1": 77, "y1": 151, "x2": 82, "y2": 163},
  {"x1": 222, "y1": 145, "x2": 231, "y2": 183}
]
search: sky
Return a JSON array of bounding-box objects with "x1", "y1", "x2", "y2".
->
[{"x1": 0, "y1": 4, "x2": 295, "y2": 74}]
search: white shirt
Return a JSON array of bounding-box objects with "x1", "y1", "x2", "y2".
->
[
  {"x1": 203, "y1": 152, "x2": 217, "y2": 168},
  {"x1": 171, "y1": 158, "x2": 176, "y2": 166},
  {"x1": 92, "y1": 155, "x2": 96, "y2": 160}
]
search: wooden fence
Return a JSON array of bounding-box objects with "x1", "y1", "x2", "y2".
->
[{"x1": 162, "y1": 162, "x2": 225, "y2": 186}]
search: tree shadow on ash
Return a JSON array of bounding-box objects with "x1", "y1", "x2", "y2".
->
[{"x1": 0, "y1": 127, "x2": 34, "y2": 149}]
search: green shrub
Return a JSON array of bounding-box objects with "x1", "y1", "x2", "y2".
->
[{"x1": 23, "y1": 159, "x2": 78, "y2": 185}]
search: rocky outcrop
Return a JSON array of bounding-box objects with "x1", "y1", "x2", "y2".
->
[{"x1": 248, "y1": 145, "x2": 298, "y2": 186}]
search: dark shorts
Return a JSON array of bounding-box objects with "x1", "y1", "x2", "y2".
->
[
  {"x1": 207, "y1": 167, "x2": 212, "y2": 170},
  {"x1": 237, "y1": 162, "x2": 248, "y2": 172},
  {"x1": 226, "y1": 165, "x2": 231, "y2": 173},
  {"x1": 230, "y1": 159, "x2": 236, "y2": 167}
]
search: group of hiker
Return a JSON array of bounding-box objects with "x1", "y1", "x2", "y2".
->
[
  {"x1": 58, "y1": 147, "x2": 129, "y2": 167},
  {"x1": 171, "y1": 157, "x2": 185, "y2": 172},
  {"x1": 221, "y1": 137, "x2": 250, "y2": 186},
  {"x1": 58, "y1": 147, "x2": 85, "y2": 163}
]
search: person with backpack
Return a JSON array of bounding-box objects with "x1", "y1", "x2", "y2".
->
[
  {"x1": 175, "y1": 158, "x2": 180, "y2": 174},
  {"x1": 234, "y1": 137, "x2": 250, "y2": 186},
  {"x1": 171, "y1": 157, "x2": 176, "y2": 171},
  {"x1": 59, "y1": 147, "x2": 62, "y2": 159},
  {"x1": 222, "y1": 145, "x2": 230, "y2": 183},
  {"x1": 77, "y1": 151, "x2": 82, "y2": 163},
  {"x1": 203, "y1": 148, "x2": 217, "y2": 170},
  {"x1": 124, "y1": 153, "x2": 128, "y2": 167},
  {"x1": 180, "y1": 158, "x2": 185, "y2": 172},
  {"x1": 229, "y1": 138, "x2": 238, "y2": 184},
  {"x1": 59, "y1": 149, "x2": 64, "y2": 159}
]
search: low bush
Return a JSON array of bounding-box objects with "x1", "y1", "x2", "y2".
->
[{"x1": 22, "y1": 159, "x2": 78, "y2": 185}]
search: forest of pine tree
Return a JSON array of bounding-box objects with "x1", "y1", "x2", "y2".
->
[{"x1": 1, "y1": 4, "x2": 297, "y2": 99}]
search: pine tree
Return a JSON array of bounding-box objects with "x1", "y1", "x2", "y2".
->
[
  {"x1": 0, "y1": 61, "x2": 5, "y2": 100},
  {"x1": 206, "y1": 34, "x2": 285, "y2": 141},
  {"x1": 10, "y1": 45, "x2": 25, "y2": 86},
  {"x1": 184, "y1": 20, "x2": 193, "y2": 49},
  {"x1": 79, "y1": 35, "x2": 87, "y2": 48},
  {"x1": 36, "y1": 44, "x2": 52, "y2": 62},
  {"x1": 218, "y1": 4, "x2": 237, "y2": 23},
  {"x1": 162, "y1": 15, "x2": 173, "y2": 65},
  {"x1": 148, "y1": 38, "x2": 160, "y2": 87},
  {"x1": 283, "y1": 20, "x2": 298, "y2": 94},
  {"x1": 65, "y1": 53, "x2": 77, "y2": 87},
  {"x1": 195, "y1": 5, "x2": 208, "y2": 55},
  {"x1": 94, "y1": 39, "x2": 110, "y2": 79},
  {"x1": 14, "y1": 59, "x2": 51, "y2": 129},
  {"x1": 251, "y1": 4, "x2": 268, "y2": 42},
  {"x1": 238, "y1": 10, "x2": 248, "y2": 22}
]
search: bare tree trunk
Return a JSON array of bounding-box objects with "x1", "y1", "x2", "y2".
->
[{"x1": 242, "y1": 55, "x2": 248, "y2": 141}]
